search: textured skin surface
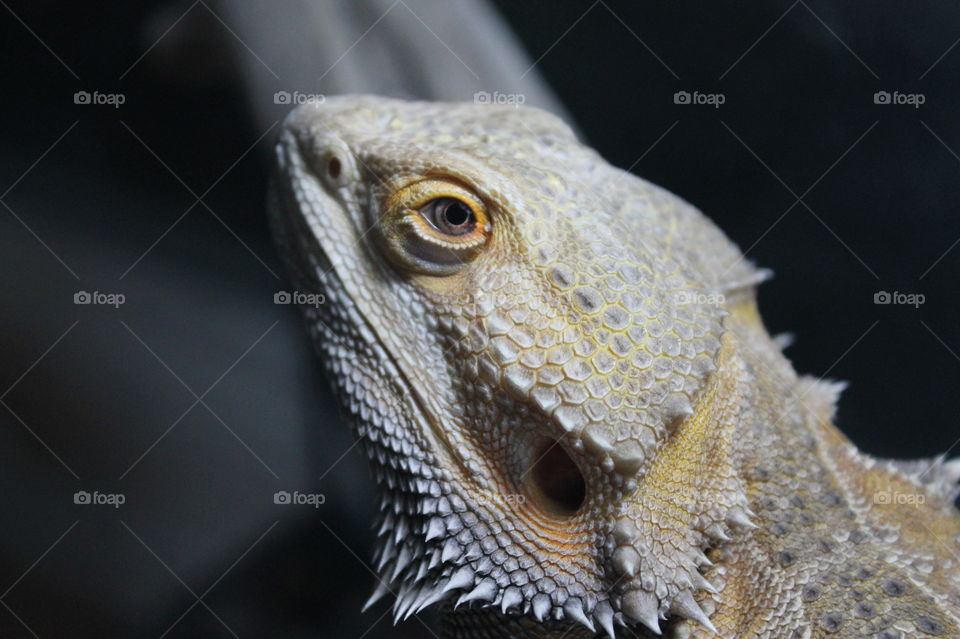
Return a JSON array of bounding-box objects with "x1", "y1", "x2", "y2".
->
[{"x1": 268, "y1": 95, "x2": 960, "y2": 638}]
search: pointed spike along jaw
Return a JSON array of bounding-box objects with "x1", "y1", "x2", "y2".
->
[
  {"x1": 362, "y1": 579, "x2": 392, "y2": 612},
  {"x1": 401, "y1": 586, "x2": 426, "y2": 621},
  {"x1": 376, "y1": 541, "x2": 396, "y2": 572},
  {"x1": 463, "y1": 541, "x2": 483, "y2": 561},
  {"x1": 396, "y1": 565, "x2": 475, "y2": 621},
  {"x1": 670, "y1": 590, "x2": 718, "y2": 635},
  {"x1": 772, "y1": 331, "x2": 795, "y2": 351},
  {"x1": 594, "y1": 600, "x2": 617, "y2": 639},
  {"x1": 424, "y1": 517, "x2": 445, "y2": 542},
  {"x1": 500, "y1": 586, "x2": 523, "y2": 614},
  {"x1": 414, "y1": 582, "x2": 449, "y2": 614},
  {"x1": 621, "y1": 589, "x2": 662, "y2": 635},
  {"x1": 692, "y1": 572, "x2": 720, "y2": 595},
  {"x1": 531, "y1": 594, "x2": 551, "y2": 622},
  {"x1": 704, "y1": 523, "x2": 731, "y2": 542},
  {"x1": 725, "y1": 505, "x2": 759, "y2": 530},
  {"x1": 612, "y1": 545, "x2": 641, "y2": 578},
  {"x1": 562, "y1": 598, "x2": 595, "y2": 633},
  {"x1": 443, "y1": 565, "x2": 475, "y2": 593},
  {"x1": 440, "y1": 537, "x2": 461, "y2": 563},
  {"x1": 393, "y1": 586, "x2": 419, "y2": 624},
  {"x1": 455, "y1": 578, "x2": 497, "y2": 608},
  {"x1": 414, "y1": 557, "x2": 430, "y2": 583},
  {"x1": 389, "y1": 545, "x2": 413, "y2": 581}
]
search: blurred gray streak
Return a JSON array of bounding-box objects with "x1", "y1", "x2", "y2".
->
[{"x1": 214, "y1": 0, "x2": 569, "y2": 128}]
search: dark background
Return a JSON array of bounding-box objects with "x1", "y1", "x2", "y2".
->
[{"x1": 1, "y1": 2, "x2": 958, "y2": 637}]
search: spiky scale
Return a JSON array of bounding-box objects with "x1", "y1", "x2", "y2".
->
[
  {"x1": 440, "y1": 537, "x2": 461, "y2": 563},
  {"x1": 594, "y1": 601, "x2": 616, "y2": 639},
  {"x1": 725, "y1": 506, "x2": 758, "y2": 530},
  {"x1": 456, "y1": 579, "x2": 497, "y2": 607},
  {"x1": 670, "y1": 590, "x2": 717, "y2": 635},
  {"x1": 531, "y1": 594, "x2": 551, "y2": 622},
  {"x1": 424, "y1": 517, "x2": 445, "y2": 542},
  {"x1": 500, "y1": 587, "x2": 523, "y2": 614},
  {"x1": 362, "y1": 580, "x2": 391, "y2": 613},
  {"x1": 562, "y1": 598, "x2": 594, "y2": 632},
  {"x1": 622, "y1": 589, "x2": 661, "y2": 635},
  {"x1": 443, "y1": 566, "x2": 474, "y2": 593}
]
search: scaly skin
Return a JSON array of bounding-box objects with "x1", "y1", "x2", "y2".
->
[{"x1": 268, "y1": 95, "x2": 960, "y2": 638}]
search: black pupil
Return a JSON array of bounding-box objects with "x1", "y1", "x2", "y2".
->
[{"x1": 442, "y1": 200, "x2": 472, "y2": 227}]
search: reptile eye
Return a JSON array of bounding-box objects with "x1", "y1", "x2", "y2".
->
[
  {"x1": 378, "y1": 179, "x2": 491, "y2": 276},
  {"x1": 420, "y1": 197, "x2": 476, "y2": 236}
]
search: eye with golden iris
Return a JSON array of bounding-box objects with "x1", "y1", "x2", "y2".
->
[
  {"x1": 378, "y1": 179, "x2": 491, "y2": 275},
  {"x1": 419, "y1": 197, "x2": 477, "y2": 237}
]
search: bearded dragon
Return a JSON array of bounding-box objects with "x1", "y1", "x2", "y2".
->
[{"x1": 268, "y1": 95, "x2": 960, "y2": 638}]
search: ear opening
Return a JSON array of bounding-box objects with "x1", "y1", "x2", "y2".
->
[{"x1": 528, "y1": 439, "x2": 586, "y2": 518}]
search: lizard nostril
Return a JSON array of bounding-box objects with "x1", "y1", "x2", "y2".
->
[
  {"x1": 327, "y1": 156, "x2": 342, "y2": 179},
  {"x1": 528, "y1": 439, "x2": 585, "y2": 517}
]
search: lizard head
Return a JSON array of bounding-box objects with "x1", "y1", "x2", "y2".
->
[{"x1": 270, "y1": 95, "x2": 765, "y2": 636}]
